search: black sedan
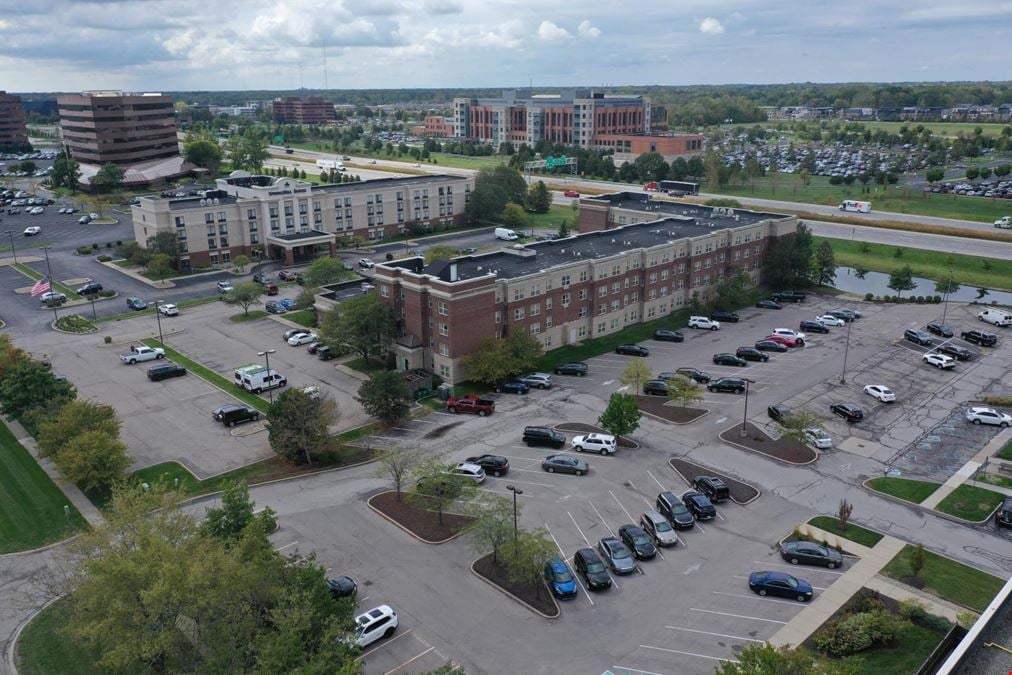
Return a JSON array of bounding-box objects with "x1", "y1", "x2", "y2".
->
[
  {"x1": 615, "y1": 344, "x2": 649, "y2": 356},
  {"x1": 755, "y1": 339, "x2": 788, "y2": 353},
  {"x1": 554, "y1": 362, "x2": 588, "y2": 376},
  {"x1": 713, "y1": 353, "x2": 748, "y2": 367},
  {"x1": 327, "y1": 576, "x2": 358, "y2": 599},
  {"x1": 542, "y1": 455, "x2": 589, "y2": 475},
  {"x1": 936, "y1": 343, "x2": 974, "y2": 361},
  {"x1": 675, "y1": 367, "x2": 711, "y2": 383},
  {"x1": 710, "y1": 310, "x2": 740, "y2": 323},
  {"x1": 126, "y1": 297, "x2": 148, "y2": 311},
  {"x1": 618, "y1": 524, "x2": 657, "y2": 560},
  {"x1": 643, "y1": 380, "x2": 669, "y2": 396},
  {"x1": 926, "y1": 322, "x2": 954, "y2": 338},
  {"x1": 779, "y1": 541, "x2": 844, "y2": 569},
  {"x1": 654, "y1": 329, "x2": 684, "y2": 342},
  {"x1": 708, "y1": 377, "x2": 746, "y2": 394},
  {"x1": 574, "y1": 548, "x2": 612, "y2": 590},
  {"x1": 830, "y1": 402, "x2": 864, "y2": 422},
  {"x1": 736, "y1": 347, "x2": 769, "y2": 362},
  {"x1": 799, "y1": 320, "x2": 830, "y2": 334},
  {"x1": 756, "y1": 299, "x2": 782, "y2": 310},
  {"x1": 465, "y1": 454, "x2": 510, "y2": 477},
  {"x1": 748, "y1": 571, "x2": 813, "y2": 602},
  {"x1": 493, "y1": 380, "x2": 529, "y2": 394}
]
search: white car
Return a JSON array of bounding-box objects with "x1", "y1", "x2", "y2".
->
[
  {"x1": 922, "y1": 353, "x2": 955, "y2": 370},
  {"x1": 358, "y1": 258, "x2": 375, "y2": 269},
  {"x1": 88, "y1": 212, "x2": 99, "y2": 219},
  {"x1": 283, "y1": 328, "x2": 309, "y2": 341},
  {"x1": 23, "y1": 226, "x2": 41, "y2": 236},
  {"x1": 452, "y1": 462, "x2": 486, "y2": 484},
  {"x1": 216, "y1": 281, "x2": 234, "y2": 293},
  {"x1": 287, "y1": 332, "x2": 318, "y2": 346},
  {"x1": 157, "y1": 303, "x2": 179, "y2": 316},
  {"x1": 864, "y1": 384, "x2": 896, "y2": 403},
  {"x1": 39, "y1": 291, "x2": 66, "y2": 304},
  {"x1": 689, "y1": 316, "x2": 720, "y2": 331},
  {"x1": 353, "y1": 605, "x2": 398, "y2": 648},
  {"x1": 803, "y1": 428, "x2": 833, "y2": 450},
  {"x1": 816, "y1": 315, "x2": 845, "y2": 327},
  {"x1": 572, "y1": 433, "x2": 617, "y2": 455},
  {"x1": 965, "y1": 406, "x2": 1011, "y2": 427},
  {"x1": 772, "y1": 328, "x2": 806, "y2": 343},
  {"x1": 78, "y1": 215, "x2": 92, "y2": 224},
  {"x1": 29, "y1": 206, "x2": 44, "y2": 215}
]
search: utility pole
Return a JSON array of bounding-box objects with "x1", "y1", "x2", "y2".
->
[
  {"x1": 258, "y1": 349, "x2": 277, "y2": 404},
  {"x1": 40, "y1": 246, "x2": 58, "y2": 322},
  {"x1": 941, "y1": 269, "x2": 954, "y2": 325},
  {"x1": 3, "y1": 229, "x2": 17, "y2": 264},
  {"x1": 154, "y1": 300, "x2": 165, "y2": 347},
  {"x1": 839, "y1": 317, "x2": 854, "y2": 384},
  {"x1": 506, "y1": 485, "x2": 523, "y2": 540},
  {"x1": 740, "y1": 378, "x2": 755, "y2": 437}
]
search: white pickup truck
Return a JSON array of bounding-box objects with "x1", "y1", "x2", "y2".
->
[
  {"x1": 994, "y1": 216, "x2": 1012, "y2": 229},
  {"x1": 120, "y1": 345, "x2": 165, "y2": 364}
]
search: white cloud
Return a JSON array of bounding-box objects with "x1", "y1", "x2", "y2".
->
[
  {"x1": 577, "y1": 20, "x2": 601, "y2": 38},
  {"x1": 537, "y1": 20, "x2": 572, "y2": 41},
  {"x1": 699, "y1": 17, "x2": 725, "y2": 34}
]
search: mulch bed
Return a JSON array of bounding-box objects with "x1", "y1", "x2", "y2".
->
[
  {"x1": 720, "y1": 422, "x2": 817, "y2": 465},
  {"x1": 368, "y1": 490, "x2": 475, "y2": 543},
  {"x1": 668, "y1": 457, "x2": 760, "y2": 505},
  {"x1": 554, "y1": 422, "x2": 637, "y2": 448},
  {"x1": 635, "y1": 396, "x2": 708, "y2": 425},
  {"x1": 472, "y1": 552, "x2": 559, "y2": 617}
]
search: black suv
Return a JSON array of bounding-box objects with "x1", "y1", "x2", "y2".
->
[
  {"x1": 937, "y1": 343, "x2": 974, "y2": 361},
  {"x1": 615, "y1": 344, "x2": 649, "y2": 356},
  {"x1": 926, "y1": 322, "x2": 953, "y2": 338},
  {"x1": 317, "y1": 345, "x2": 337, "y2": 360},
  {"x1": 464, "y1": 454, "x2": 510, "y2": 477},
  {"x1": 961, "y1": 329, "x2": 997, "y2": 347},
  {"x1": 253, "y1": 272, "x2": 271, "y2": 284},
  {"x1": 681, "y1": 490, "x2": 717, "y2": 520},
  {"x1": 904, "y1": 329, "x2": 934, "y2": 346},
  {"x1": 768, "y1": 404, "x2": 789, "y2": 423},
  {"x1": 799, "y1": 320, "x2": 829, "y2": 334},
  {"x1": 830, "y1": 403, "x2": 864, "y2": 423},
  {"x1": 708, "y1": 377, "x2": 746, "y2": 394},
  {"x1": 522, "y1": 426, "x2": 566, "y2": 449},
  {"x1": 554, "y1": 362, "x2": 588, "y2": 376},
  {"x1": 996, "y1": 497, "x2": 1012, "y2": 528},
  {"x1": 76, "y1": 281, "x2": 103, "y2": 295},
  {"x1": 710, "y1": 310, "x2": 739, "y2": 323},
  {"x1": 772, "y1": 290, "x2": 806, "y2": 303},
  {"x1": 573, "y1": 548, "x2": 612, "y2": 590},
  {"x1": 147, "y1": 363, "x2": 186, "y2": 381},
  {"x1": 692, "y1": 476, "x2": 730, "y2": 503},
  {"x1": 643, "y1": 380, "x2": 669, "y2": 396},
  {"x1": 656, "y1": 491, "x2": 695, "y2": 528},
  {"x1": 675, "y1": 367, "x2": 711, "y2": 384},
  {"x1": 213, "y1": 404, "x2": 260, "y2": 427},
  {"x1": 736, "y1": 347, "x2": 769, "y2": 362},
  {"x1": 654, "y1": 329, "x2": 684, "y2": 342}
]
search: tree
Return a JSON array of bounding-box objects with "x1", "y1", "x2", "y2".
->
[
  {"x1": 146, "y1": 231, "x2": 179, "y2": 264},
  {"x1": 815, "y1": 240, "x2": 837, "y2": 287},
  {"x1": 224, "y1": 282, "x2": 264, "y2": 316},
  {"x1": 412, "y1": 458, "x2": 476, "y2": 526},
  {"x1": 887, "y1": 265, "x2": 916, "y2": 298},
  {"x1": 375, "y1": 445, "x2": 426, "y2": 502},
  {"x1": 50, "y1": 152, "x2": 81, "y2": 192},
  {"x1": 925, "y1": 168, "x2": 944, "y2": 184},
  {"x1": 184, "y1": 139, "x2": 223, "y2": 176},
  {"x1": 37, "y1": 399, "x2": 119, "y2": 459},
  {"x1": 266, "y1": 388, "x2": 338, "y2": 465},
  {"x1": 764, "y1": 223, "x2": 814, "y2": 289},
  {"x1": 145, "y1": 253, "x2": 173, "y2": 284},
  {"x1": 965, "y1": 167, "x2": 979, "y2": 181},
  {"x1": 910, "y1": 543, "x2": 926, "y2": 579},
  {"x1": 501, "y1": 528, "x2": 556, "y2": 596},
  {"x1": 232, "y1": 254, "x2": 251, "y2": 273},
  {"x1": 356, "y1": 370, "x2": 412, "y2": 426},
  {"x1": 468, "y1": 495, "x2": 515, "y2": 564},
  {"x1": 837, "y1": 499, "x2": 854, "y2": 531},
  {"x1": 525, "y1": 180, "x2": 552, "y2": 214},
  {"x1": 500, "y1": 202, "x2": 527, "y2": 230},
  {"x1": 619, "y1": 359, "x2": 652, "y2": 393},
  {"x1": 200, "y1": 480, "x2": 277, "y2": 543},
  {"x1": 52, "y1": 429, "x2": 132, "y2": 491},
  {"x1": 777, "y1": 410, "x2": 825, "y2": 444},
  {"x1": 461, "y1": 331, "x2": 543, "y2": 385},
  {"x1": 303, "y1": 256, "x2": 349, "y2": 287},
  {"x1": 467, "y1": 165, "x2": 527, "y2": 222},
  {"x1": 557, "y1": 219, "x2": 570, "y2": 238},
  {"x1": 715, "y1": 642, "x2": 856, "y2": 675},
  {"x1": 92, "y1": 163, "x2": 125, "y2": 194},
  {"x1": 320, "y1": 293, "x2": 395, "y2": 364},
  {"x1": 667, "y1": 375, "x2": 704, "y2": 409},
  {"x1": 424, "y1": 243, "x2": 459, "y2": 264},
  {"x1": 226, "y1": 129, "x2": 269, "y2": 171},
  {"x1": 598, "y1": 392, "x2": 641, "y2": 439},
  {"x1": 934, "y1": 276, "x2": 960, "y2": 296},
  {"x1": 0, "y1": 359, "x2": 75, "y2": 424},
  {"x1": 713, "y1": 267, "x2": 753, "y2": 309}
]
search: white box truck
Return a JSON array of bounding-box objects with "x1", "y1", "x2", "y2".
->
[
  {"x1": 495, "y1": 227, "x2": 519, "y2": 241},
  {"x1": 316, "y1": 158, "x2": 345, "y2": 171},
  {"x1": 839, "y1": 200, "x2": 871, "y2": 213},
  {"x1": 234, "y1": 364, "x2": 288, "y2": 394}
]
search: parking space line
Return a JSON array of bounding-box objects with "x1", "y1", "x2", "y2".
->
[
  {"x1": 612, "y1": 666, "x2": 664, "y2": 675},
  {"x1": 486, "y1": 475, "x2": 558, "y2": 488},
  {"x1": 275, "y1": 541, "x2": 298, "y2": 551},
  {"x1": 356, "y1": 628, "x2": 415, "y2": 661},
  {"x1": 477, "y1": 487, "x2": 547, "y2": 500},
  {"x1": 639, "y1": 644, "x2": 737, "y2": 664},
  {"x1": 689, "y1": 608, "x2": 787, "y2": 624},
  {"x1": 665, "y1": 625, "x2": 765, "y2": 643},
  {"x1": 754, "y1": 560, "x2": 845, "y2": 575},
  {"x1": 371, "y1": 436, "x2": 406, "y2": 442},
  {"x1": 411, "y1": 419, "x2": 437, "y2": 424},
  {"x1": 383, "y1": 646, "x2": 434, "y2": 674},
  {"x1": 712, "y1": 590, "x2": 811, "y2": 606},
  {"x1": 733, "y1": 575, "x2": 826, "y2": 590},
  {"x1": 588, "y1": 500, "x2": 616, "y2": 536},
  {"x1": 647, "y1": 469, "x2": 668, "y2": 491},
  {"x1": 567, "y1": 511, "x2": 591, "y2": 546},
  {"x1": 545, "y1": 522, "x2": 594, "y2": 606}
]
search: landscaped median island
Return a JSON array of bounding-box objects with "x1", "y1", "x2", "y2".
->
[
  {"x1": 635, "y1": 395, "x2": 708, "y2": 425},
  {"x1": 719, "y1": 421, "x2": 818, "y2": 464},
  {"x1": 472, "y1": 552, "x2": 559, "y2": 618},
  {"x1": 935, "y1": 483, "x2": 1006, "y2": 521},
  {"x1": 668, "y1": 456, "x2": 760, "y2": 505},
  {"x1": 368, "y1": 490, "x2": 475, "y2": 543},
  {"x1": 807, "y1": 516, "x2": 884, "y2": 548},
  {"x1": 12, "y1": 262, "x2": 81, "y2": 300},
  {"x1": 866, "y1": 476, "x2": 941, "y2": 504},
  {"x1": 881, "y1": 544, "x2": 1004, "y2": 613}
]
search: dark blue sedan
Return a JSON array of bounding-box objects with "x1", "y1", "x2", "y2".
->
[
  {"x1": 748, "y1": 571, "x2": 813, "y2": 602},
  {"x1": 493, "y1": 380, "x2": 529, "y2": 394},
  {"x1": 543, "y1": 557, "x2": 578, "y2": 599}
]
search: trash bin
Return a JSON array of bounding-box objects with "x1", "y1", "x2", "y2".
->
[{"x1": 437, "y1": 383, "x2": 453, "y2": 401}]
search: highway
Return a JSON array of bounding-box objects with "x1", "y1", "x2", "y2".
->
[{"x1": 802, "y1": 220, "x2": 1012, "y2": 258}]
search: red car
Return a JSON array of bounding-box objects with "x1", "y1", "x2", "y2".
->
[
  {"x1": 563, "y1": 190, "x2": 579, "y2": 198},
  {"x1": 265, "y1": 283, "x2": 279, "y2": 296},
  {"x1": 277, "y1": 270, "x2": 297, "y2": 281},
  {"x1": 763, "y1": 334, "x2": 799, "y2": 348}
]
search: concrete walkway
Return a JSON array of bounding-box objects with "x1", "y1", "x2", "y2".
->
[
  {"x1": 921, "y1": 427, "x2": 1012, "y2": 509},
  {"x1": 864, "y1": 576, "x2": 964, "y2": 622},
  {"x1": 5, "y1": 418, "x2": 104, "y2": 528}
]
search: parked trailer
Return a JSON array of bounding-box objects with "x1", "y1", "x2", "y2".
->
[{"x1": 659, "y1": 180, "x2": 699, "y2": 196}]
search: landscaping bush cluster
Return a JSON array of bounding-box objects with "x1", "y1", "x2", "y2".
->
[
  {"x1": 864, "y1": 293, "x2": 943, "y2": 303},
  {"x1": 97, "y1": 289, "x2": 115, "y2": 298},
  {"x1": 96, "y1": 255, "x2": 112, "y2": 262},
  {"x1": 813, "y1": 591, "x2": 904, "y2": 657},
  {"x1": 55, "y1": 314, "x2": 98, "y2": 333}
]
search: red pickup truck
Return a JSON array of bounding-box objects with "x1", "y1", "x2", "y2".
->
[{"x1": 447, "y1": 394, "x2": 495, "y2": 416}]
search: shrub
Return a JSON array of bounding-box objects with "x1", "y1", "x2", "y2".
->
[
  {"x1": 814, "y1": 609, "x2": 904, "y2": 656},
  {"x1": 920, "y1": 613, "x2": 953, "y2": 632},
  {"x1": 97, "y1": 289, "x2": 115, "y2": 298},
  {"x1": 864, "y1": 293, "x2": 874, "y2": 301},
  {"x1": 55, "y1": 315, "x2": 97, "y2": 333},
  {"x1": 853, "y1": 589, "x2": 885, "y2": 614},
  {"x1": 899, "y1": 598, "x2": 927, "y2": 621},
  {"x1": 933, "y1": 295, "x2": 942, "y2": 303},
  {"x1": 105, "y1": 242, "x2": 112, "y2": 248},
  {"x1": 97, "y1": 255, "x2": 112, "y2": 262},
  {"x1": 103, "y1": 336, "x2": 112, "y2": 344},
  {"x1": 76, "y1": 246, "x2": 94, "y2": 255}
]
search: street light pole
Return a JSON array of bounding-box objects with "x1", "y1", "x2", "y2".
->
[
  {"x1": 40, "y1": 246, "x2": 58, "y2": 323},
  {"x1": 257, "y1": 349, "x2": 277, "y2": 404},
  {"x1": 839, "y1": 318, "x2": 853, "y2": 384},
  {"x1": 506, "y1": 485, "x2": 523, "y2": 540},
  {"x1": 154, "y1": 300, "x2": 165, "y2": 347},
  {"x1": 941, "y1": 269, "x2": 953, "y2": 326},
  {"x1": 740, "y1": 378, "x2": 755, "y2": 437},
  {"x1": 3, "y1": 230, "x2": 17, "y2": 264}
]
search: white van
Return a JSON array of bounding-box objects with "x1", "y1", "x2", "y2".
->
[
  {"x1": 839, "y1": 200, "x2": 871, "y2": 213},
  {"x1": 978, "y1": 308, "x2": 1012, "y2": 327},
  {"x1": 494, "y1": 227, "x2": 519, "y2": 241},
  {"x1": 234, "y1": 364, "x2": 288, "y2": 394}
]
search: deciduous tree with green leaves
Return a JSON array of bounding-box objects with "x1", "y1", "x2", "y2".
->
[
  {"x1": 145, "y1": 253, "x2": 174, "y2": 284},
  {"x1": 620, "y1": 359, "x2": 652, "y2": 393},
  {"x1": 223, "y1": 282, "x2": 264, "y2": 316},
  {"x1": 461, "y1": 330, "x2": 544, "y2": 385},
  {"x1": 52, "y1": 429, "x2": 132, "y2": 492},
  {"x1": 716, "y1": 642, "x2": 858, "y2": 675},
  {"x1": 0, "y1": 358, "x2": 76, "y2": 426},
  {"x1": 303, "y1": 256, "x2": 350, "y2": 287},
  {"x1": 146, "y1": 231, "x2": 179, "y2": 265},
  {"x1": 36, "y1": 400, "x2": 119, "y2": 459},
  {"x1": 320, "y1": 293, "x2": 395, "y2": 364},
  {"x1": 713, "y1": 267, "x2": 754, "y2": 309},
  {"x1": 776, "y1": 409, "x2": 825, "y2": 444},
  {"x1": 815, "y1": 240, "x2": 837, "y2": 287},
  {"x1": 500, "y1": 202, "x2": 527, "y2": 230},
  {"x1": 50, "y1": 152, "x2": 81, "y2": 192},
  {"x1": 424, "y1": 244, "x2": 460, "y2": 264},
  {"x1": 887, "y1": 265, "x2": 916, "y2": 298},
  {"x1": 468, "y1": 494, "x2": 515, "y2": 564},
  {"x1": 184, "y1": 139, "x2": 223, "y2": 176},
  {"x1": 266, "y1": 388, "x2": 338, "y2": 465},
  {"x1": 231, "y1": 254, "x2": 251, "y2": 273},
  {"x1": 666, "y1": 375, "x2": 704, "y2": 409},
  {"x1": 501, "y1": 528, "x2": 557, "y2": 597},
  {"x1": 375, "y1": 445, "x2": 426, "y2": 502},
  {"x1": 92, "y1": 163, "x2": 124, "y2": 194},
  {"x1": 525, "y1": 180, "x2": 552, "y2": 214},
  {"x1": 598, "y1": 392, "x2": 641, "y2": 439},
  {"x1": 356, "y1": 370, "x2": 412, "y2": 426},
  {"x1": 411, "y1": 458, "x2": 477, "y2": 526},
  {"x1": 200, "y1": 480, "x2": 277, "y2": 543}
]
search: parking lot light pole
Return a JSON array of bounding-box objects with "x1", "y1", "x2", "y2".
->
[
  {"x1": 154, "y1": 300, "x2": 165, "y2": 347},
  {"x1": 839, "y1": 318, "x2": 854, "y2": 385},
  {"x1": 941, "y1": 269, "x2": 954, "y2": 326},
  {"x1": 3, "y1": 230, "x2": 17, "y2": 264},
  {"x1": 506, "y1": 485, "x2": 523, "y2": 540},
  {"x1": 40, "y1": 246, "x2": 58, "y2": 323},
  {"x1": 740, "y1": 378, "x2": 755, "y2": 438},
  {"x1": 258, "y1": 349, "x2": 277, "y2": 404}
]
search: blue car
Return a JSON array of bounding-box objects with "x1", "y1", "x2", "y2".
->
[
  {"x1": 493, "y1": 380, "x2": 529, "y2": 394},
  {"x1": 278, "y1": 298, "x2": 297, "y2": 310},
  {"x1": 543, "y1": 557, "x2": 577, "y2": 599},
  {"x1": 748, "y1": 571, "x2": 813, "y2": 602}
]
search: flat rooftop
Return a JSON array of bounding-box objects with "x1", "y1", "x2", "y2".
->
[
  {"x1": 590, "y1": 192, "x2": 785, "y2": 226},
  {"x1": 311, "y1": 174, "x2": 464, "y2": 194},
  {"x1": 167, "y1": 194, "x2": 237, "y2": 210}
]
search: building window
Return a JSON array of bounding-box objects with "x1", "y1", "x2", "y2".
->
[
  {"x1": 546, "y1": 316, "x2": 553, "y2": 328},
  {"x1": 438, "y1": 302, "x2": 448, "y2": 316},
  {"x1": 530, "y1": 303, "x2": 540, "y2": 316},
  {"x1": 495, "y1": 310, "x2": 502, "y2": 323},
  {"x1": 598, "y1": 286, "x2": 607, "y2": 298},
  {"x1": 579, "y1": 271, "x2": 588, "y2": 282},
  {"x1": 439, "y1": 323, "x2": 448, "y2": 336},
  {"x1": 218, "y1": 223, "x2": 228, "y2": 235},
  {"x1": 597, "y1": 322, "x2": 606, "y2": 334},
  {"x1": 439, "y1": 364, "x2": 450, "y2": 378},
  {"x1": 513, "y1": 307, "x2": 525, "y2": 321},
  {"x1": 439, "y1": 344, "x2": 449, "y2": 357},
  {"x1": 174, "y1": 216, "x2": 185, "y2": 227},
  {"x1": 561, "y1": 292, "x2": 570, "y2": 307},
  {"x1": 561, "y1": 274, "x2": 570, "y2": 286},
  {"x1": 513, "y1": 288, "x2": 525, "y2": 301},
  {"x1": 579, "y1": 289, "x2": 588, "y2": 301},
  {"x1": 579, "y1": 306, "x2": 588, "y2": 318},
  {"x1": 380, "y1": 285, "x2": 390, "y2": 297},
  {"x1": 530, "y1": 323, "x2": 540, "y2": 335},
  {"x1": 598, "y1": 305, "x2": 607, "y2": 316},
  {"x1": 209, "y1": 254, "x2": 219, "y2": 266}
]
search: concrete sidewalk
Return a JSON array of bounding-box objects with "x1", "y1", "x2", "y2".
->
[{"x1": 921, "y1": 427, "x2": 1012, "y2": 509}]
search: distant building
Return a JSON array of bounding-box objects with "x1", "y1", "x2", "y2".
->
[
  {"x1": 273, "y1": 97, "x2": 336, "y2": 125},
  {"x1": 209, "y1": 105, "x2": 258, "y2": 118},
  {"x1": 0, "y1": 91, "x2": 29, "y2": 151},
  {"x1": 421, "y1": 115, "x2": 452, "y2": 138},
  {"x1": 592, "y1": 133, "x2": 703, "y2": 164}
]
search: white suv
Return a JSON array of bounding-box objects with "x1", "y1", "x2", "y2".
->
[
  {"x1": 966, "y1": 407, "x2": 1011, "y2": 427},
  {"x1": 689, "y1": 316, "x2": 720, "y2": 331},
  {"x1": 922, "y1": 353, "x2": 955, "y2": 370},
  {"x1": 572, "y1": 433, "x2": 617, "y2": 455},
  {"x1": 354, "y1": 605, "x2": 398, "y2": 647},
  {"x1": 157, "y1": 303, "x2": 179, "y2": 316},
  {"x1": 519, "y1": 372, "x2": 553, "y2": 389},
  {"x1": 216, "y1": 281, "x2": 234, "y2": 293},
  {"x1": 452, "y1": 462, "x2": 487, "y2": 483},
  {"x1": 772, "y1": 328, "x2": 806, "y2": 343}
]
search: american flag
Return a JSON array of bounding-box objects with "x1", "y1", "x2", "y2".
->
[{"x1": 30, "y1": 278, "x2": 51, "y2": 298}]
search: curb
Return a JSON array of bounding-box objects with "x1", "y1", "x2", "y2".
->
[
  {"x1": 366, "y1": 491, "x2": 472, "y2": 545},
  {"x1": 6, "y1": 594, "x2": 62, "y2": 675},
  {"x1": 718, "y1": 423, "x2": 819, "y2": 466},
  {"x1": 777, "y1": 524, "x2": 864, "y2": 560},
  {"x1": 640, "y1": 406, "x2": 710, "y2": 426},
  {"x1": 469, "y1": 557, "x2": 560, "y2": 619},
  {"x1": 0, "y1": 533, "x2": 81, "y2": 559},
  {"x1": 860, "y1": 477, "x2": 1001, "y2": 526},
  {"x1": 666, "y1": 457, "x2": 761, "y2": 506}
]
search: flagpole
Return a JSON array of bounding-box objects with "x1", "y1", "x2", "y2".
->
[{"x1": 41, "y1": 246, "x2": 57, "y2": 323}]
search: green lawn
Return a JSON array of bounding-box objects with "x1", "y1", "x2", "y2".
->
[
  {"x1": 429, "y1": 152, "x2": 507, "y2": 170},
  {"x1": 16, "y1": 599, "x2": 100, "y2": 675},
  {"x1": 515, "y1": 203, "x2": 575, "y2": 231},
  {"x1": 96, "y1": 295, "x2": 221, "y2": 324},
  {"x1": 807, "y1": 516, "x2": 884, "y2": 548},
  {"x1": 998, "y1": 440, "x2": 1012, "y2": 461},
  {"x1": 285, "y1": 308, "x2": 317, "y2": 328},
  {"x1": 935, "y1": 483, "x2": 1006, "y2": 521},
  {"x1": 229, "y1": 310, "x2": 268, "y2": 323},
  {"x1": 815, "y1": 236, "x2": 1012, "y2": 292},
  {"x1": 844, "y1": 621, "x2": 948, "y2": 675},
  {"x1": 140, "y1": 339, "x2": 269, "y2": 413},
  {"x1": 0, "y1": 422, "x2": 87, "y2": 554},
  {"x1": 975, "y1": 472, "x2": 1012, "y2": 490},
  {"x1": 866, "y1": 477, "x2": 941, "y2": 504},
  {"x1": 881, "y1": 544, "x2": 1004, "y2": 612},
  {"x1": 12, "y1": 263, "x2": 81, "y2": 299},
  {"x1": 344, "y1": 357, "x2": 389, "y2": 376}
]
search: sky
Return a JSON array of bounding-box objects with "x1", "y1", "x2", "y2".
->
[{"x1": 1, "y1": 0, "x2": 1011, "y2": 92}]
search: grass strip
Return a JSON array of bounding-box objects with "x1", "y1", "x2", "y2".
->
[
  {"x1": 140, "y1": 339, "x2": 269, "y2": 413},
  {"x1": 841, "y1": 620, "x2": 950, "y2": 675},
  {"x1": 284, "y1": 308, "x2": 317, "y2": 328},
  {"x1": 807, "y1": 516, "x2": 884, "y2": 548},
  {"x1": 229, "y1": 310, "x2": 268, "y2": 323},
  {"x1": 997, "y1": 440, "x2": 1012, "y2": 461},
  {"x1": 866, "y1": 476, "x2": 941, "y2": 504},
  {"x1": 974, "y1": 472, "x2": 1012, "y2": 490},
  {"x1": 96, "y1": 295, "x2": 221, "y2": 323},
  {"x1": 12, "y1": 263, "x2": 81, "y2": 299},
  {"x1": 16, "y1": 598, "x2": 101, "y2": 675},
  {"x1": 881, "y1": 544, "x2": 1003, "y2": 612},
  {"x1": 935, "y1": 483, "x2": 1006, "y2": 521}
]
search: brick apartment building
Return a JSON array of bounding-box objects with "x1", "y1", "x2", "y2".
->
[
  {"x1": 374, "y1": 193, "x2": 797, "y2": 382},
  {"x1": 132, "y1": 172, "x2": 473, "y2": 270},
  {"x1": 420, "y1": 115, "x2": 452, "y2": 138},
  {"x1": 0, "y1": 92, "x2": 29, "y2": 151},
  {"x1": 592, "y1": 132, "x2": 704, "y2": 164},
  {"x1": 273, "y1": 97, "x2": 337, "y2": 124}
]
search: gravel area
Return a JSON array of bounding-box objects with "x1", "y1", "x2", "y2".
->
[
  {"x1": 668, "y1": 456, "x2": 761, "y2": 505},
  {"x1": 720, "y1": 421, "x2": 818, "y2": 464}
]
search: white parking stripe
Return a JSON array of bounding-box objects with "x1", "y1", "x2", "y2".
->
[
  {"x1": 712, "y1": 590, "x2": 811, "y2": 605},
  {"x1": 612, "y1": 667, "x2": 664, "y2": 675},
  {"x1": 384, "y1": 646, "x2": 434, "y2": 674},
  {"x1": 567, "y1": 511, "x2": 591, "y2": 546},
  {"x1": 647, "y1": 469, "x2": 667, "y2": 490},
  {"x1": 356, "y1": 629, "x2": 415, "y2": 661},
  {"x1": 544, "y1": 522, "x2": 594, "y2": 606},
  {"x1": 639, "y1": 645, "x2": 738, "y2": 664},
  {"x1": 589, "y1": 500, "x2": 616, "y2": 536},
  {"x1": 754, "y1": 560, "x2": 846, "y2": 575},
  {"x1": 610, "y1": 490, "x2": 637, "y2": 522},
  {"x1": 485, "y1": 475, "x2": 558, "y2": 488},
  {"x1": 275, "y1": 541, "x2": 298, "y2": 551},
  {"x1": 665, "y1": 625, "x2": 765, "y2": 643},
  {"x1": 689, "y1": 608, "x2": 787, "y2": 624}
]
